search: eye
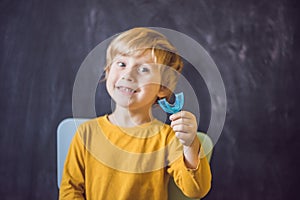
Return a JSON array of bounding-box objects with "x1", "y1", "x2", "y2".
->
[
  {"x1": 138, "y1": 65, "x2": 150, "y2": 73},
  {"x1": 117, "y1": 62, "x2": 126, "y2": 67}
]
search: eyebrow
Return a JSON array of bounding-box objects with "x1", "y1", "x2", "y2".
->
[{"x1": 115, "y1": 55, "x2": 155, "y2": 66}]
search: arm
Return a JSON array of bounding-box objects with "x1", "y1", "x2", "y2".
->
[
  {"x1": 170, "y1": 111, "x2": 200, "y2": 168},
  {"x1": 168, "y1": 111, "x2": 212, "y2": 198},
  {"x1": 59, "y1": 132, "x2": 86, "y2": 200}
]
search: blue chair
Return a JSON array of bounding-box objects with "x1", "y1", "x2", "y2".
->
[{"x1": 57, "y1": 118, "x2": 213, "y2": 199}]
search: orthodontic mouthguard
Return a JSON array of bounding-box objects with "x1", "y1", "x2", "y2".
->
[{"x1": 158, "y1": 92, "x2": 184, "y2": 114}]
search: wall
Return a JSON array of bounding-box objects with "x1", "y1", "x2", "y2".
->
[{"x1": 0, "y1": 0, "x2": 299, "y2": 199}]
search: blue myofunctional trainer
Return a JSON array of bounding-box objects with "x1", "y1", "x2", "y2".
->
[{"x1": 158, "y1": 92, "x2": 184, "y2": 114}]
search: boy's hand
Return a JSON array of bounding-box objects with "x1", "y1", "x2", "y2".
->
[
  {"x1": 170, "y1": 111, "x2": 200, "y2": 168},
  {"x1": 170, "y1": 111, "x2": 197, "y2": 146}
]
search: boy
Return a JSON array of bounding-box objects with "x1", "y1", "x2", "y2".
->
[{"x1": 59, "y1": 27, "x2": 211, "y2": 200}]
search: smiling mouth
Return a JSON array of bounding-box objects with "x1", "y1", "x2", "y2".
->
[{"x1": 116, "y1": 86, "x2": 137, "y2": 95}]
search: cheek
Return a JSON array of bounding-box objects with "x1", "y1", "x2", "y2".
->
[
  {"x1": 106, "y1": 68, "x2": 120, "y2": 83},
  {"x1": 139, "y1": 74, "x2": 161, "y2": 86},
  {"x1": 140, "y1": 83, "x2": 161, "y2": 94},
  {"x1": 106, "y1": 73, "x2": 117, "y2": 92}
]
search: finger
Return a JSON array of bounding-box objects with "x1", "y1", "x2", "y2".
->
[
  {"x1": 178, "y1": 139, "x2": 187, "y2": 145},
  {"x1": 173, "y1": 125, "x2": 195, "y2": 134},
  {"x1": 175, "y1": 132, "x2": 197, "y2": 146},
  {"x1": 169, "y1": 111, "x2": 191, "y2": 121},
  {"x1": 170, "y1": 118, "x2": 195, "y2": 128},
  {"x1": 175, "y1": 131, "x2": 190, "y2": 139},
  {"x1": 175, "y1": 132, "x2": 195, "y2": 145}
]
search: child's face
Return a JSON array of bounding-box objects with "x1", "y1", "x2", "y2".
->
[{"x1": 106, "y1": 51, "x2": 164, "y2": 111}]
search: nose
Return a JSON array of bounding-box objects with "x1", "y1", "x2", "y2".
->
[
  {"x1": 121, "y1": 74, "x2": 133, "y2": 81},
  {"x1": 121, "y1": 67, "x2": 135, "y2": 82}
]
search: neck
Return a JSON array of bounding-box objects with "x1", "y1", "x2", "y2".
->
[{"x1": 108, "y1": 106, "x2": 154, "y2": 127}]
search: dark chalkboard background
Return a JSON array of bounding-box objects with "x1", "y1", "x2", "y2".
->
[{"x1": 1, "y1": 0, "x2": 299, "y2": 199}]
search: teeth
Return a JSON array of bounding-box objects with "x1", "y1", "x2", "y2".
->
[
  {"x1": 125, "y1": 88, "x2": 133, "y2": 92},
  {"x1": 118, "y1": 86, "x2": 135, "y2": 93}
]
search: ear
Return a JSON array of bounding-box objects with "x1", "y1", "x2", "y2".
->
[
  {"x1": 104, "y1": 65, "x2": 110, "y2": 79},
  {"x1": 157, "y1": 86, "x2": 170, "y2": 98}
]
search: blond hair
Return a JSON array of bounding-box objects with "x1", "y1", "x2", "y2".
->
[{"x1": 105, "y1": 27, "x2": 183, "y2": 101}]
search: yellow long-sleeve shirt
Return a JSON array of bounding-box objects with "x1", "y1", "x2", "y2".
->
[{"x1": 59, "y1": 115, "x2": 211, "y2": 200}]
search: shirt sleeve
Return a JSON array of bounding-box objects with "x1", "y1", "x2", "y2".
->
[
  {"x1": 59, "y1": 130, "x2": 86, "y2": 200},
  {"x1": 167, "y1": 137, "x2": 212, "y2": 199}
]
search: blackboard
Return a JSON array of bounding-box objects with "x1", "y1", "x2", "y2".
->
[{"x1": 0, "y1": 0, "x2": 299, "y2": 199}]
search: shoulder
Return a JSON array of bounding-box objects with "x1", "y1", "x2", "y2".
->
[
  {"x1": 77, "y1": 117, "x2": 99, "y2": 132},
  {"x1": 76, "y1": 116, "x2": 106, "y2": 143}
]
